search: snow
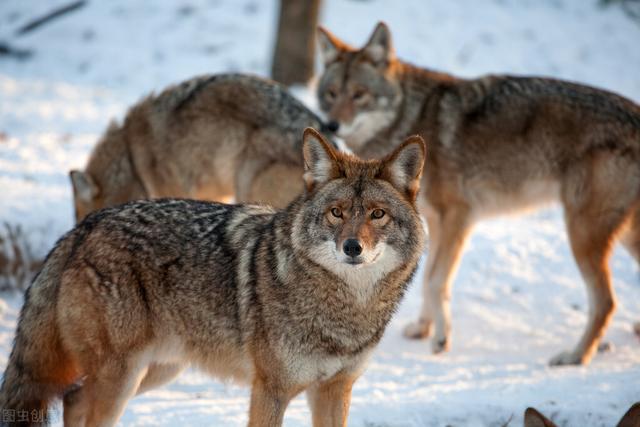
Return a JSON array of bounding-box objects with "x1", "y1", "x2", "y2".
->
[{"x1": 1, "y1": 0, "x2": 639, "y2": 425}]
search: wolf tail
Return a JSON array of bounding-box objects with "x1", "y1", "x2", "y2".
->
[{"x1": 0, "y1": 235, "x2": 77, "y2": 426}]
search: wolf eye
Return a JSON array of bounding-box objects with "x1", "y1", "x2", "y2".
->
[
  {"x1": 352, "y1": 88, "x2": 367, "y2": 101},
  {"x1": 371, "y1": 209, "x2": 385, "y2": 219},
  {"x1": 330, "y1": 207, "x2": 343, "y2": 218},
  {"x1": 326, "y1": 88, "x2": 337, "y2": 100}
]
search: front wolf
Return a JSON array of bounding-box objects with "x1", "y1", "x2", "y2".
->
[
  {"x1": 0, "y1": 128, "x2": 425, "y2": 426},
  {"x1": 70, "y1": 73, "x2": 333, "y2": 221},
  {"x1": 317, "y1": 22, "x2": 640, "y2": 365}
]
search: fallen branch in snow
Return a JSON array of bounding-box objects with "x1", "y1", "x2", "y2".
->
[
  {"x1": 15, "y1": 1, "x2": 87, "y2": 36},
  {"x1": 0, "y1": 223, "x2": 42, "y2": 291},
  {"x1": 0, "y1": 42, "x2": 33, "y2": 60}
]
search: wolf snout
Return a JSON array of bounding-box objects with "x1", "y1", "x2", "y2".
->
[
  {"x1": 327, "y1": 120, "x2": 340, "y2": 132},
  {"x1": 343, "y1": 239, "x2": 363, "y2": 258}
]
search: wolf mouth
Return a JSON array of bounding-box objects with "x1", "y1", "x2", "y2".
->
[{"x1": 344, "y1": 250, "x2": 382, "y2": 267}]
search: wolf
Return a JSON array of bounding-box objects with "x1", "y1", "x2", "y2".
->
[
  {"x1": 316, "y1": 22, "x2": 640, "y2": 365},
  {"x1": 524, "y1": 403, "x2": 640, "y2": 427},
  {"x1": 69, "y1": 73, "x2": 334, "y2": 221},
  {"x1": 0, "y1": 128, "x2": 426, "y2": 426}
]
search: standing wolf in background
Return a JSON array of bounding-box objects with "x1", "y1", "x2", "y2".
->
[
  {"x1": 316, "y1": 22, "x2": 640, "y2": 365},
  {"x1": 70, "y1": 73, "x2": 334, "y2": 221},
  {"x1": 0, "y1": 128, "x2": 426, "y2": 427}
]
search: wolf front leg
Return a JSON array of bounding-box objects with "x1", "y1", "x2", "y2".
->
[
  {"x1": 248, "y1": 376, "x2": 295, "y2": 427},
  {"x1": 306, "y1": 372, "x2": 358, "y2": 427},
  {"x1": 404, "y1": 205, "x2": 472, "y2": 354}
]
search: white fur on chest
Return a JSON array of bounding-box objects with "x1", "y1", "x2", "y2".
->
[
  {"x1": 282, "y1": 348, "x2": 370, "y2": 386},
  {"x1": 340, "y1": 110, "x2": 396, "y2": 150},
  {"x1": 290, "y1": 353, "x2": 346, "y2": 384},
  {"x1": 308, "y1": 241, "x2": 401, "y2": 305}
]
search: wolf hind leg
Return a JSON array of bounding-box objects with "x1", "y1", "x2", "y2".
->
[
  {"x1": 63, "y1": 362, "x2": 183, "y2": 425},
  {"x1": 404, "y1": 205, "x2": 472, "y2": 354},
  {"x1": 551, "y1": 209, "x2": 621, "y2": 365},
  {"x1": 552, "y1": 159, "x2": 635, "y2": 365},
  {"x1": 66, "y1": 358, "x2": 147, "y2": 427}
]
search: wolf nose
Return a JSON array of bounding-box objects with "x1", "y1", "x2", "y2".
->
[
  {"x1": 343, "y1": 239, "x2": 362, "y2": 257},
  {"x1": 327, "y1": 120, "x2": 340, "y2": 132}
]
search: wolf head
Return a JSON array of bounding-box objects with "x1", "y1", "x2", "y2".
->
[
  {"x1": 69, "y1": 168, "x2": 146, "y2": 222},
  {"x1": 316, "y1": 22, "x2": 403, "y2": 150},
  {"x1": 292, "y1": 128, "x2": 425, "y2": 289},
  {"x1": 69, "y1": 123, "x2": 147, "y2": 222},
  {"x1": 69, "y1": 169, "x2": 101, "y2": 222}
]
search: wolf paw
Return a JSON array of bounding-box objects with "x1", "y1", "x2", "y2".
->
[
  {"x1": 549, "y1": 351, "x2": 583, "y2": 366},
  {"x1": 402, "y1": 319, "x2": 432, "y2": 340},
  {"x1": 431, "y1": 335, "x2": 450, "y2": 354}
]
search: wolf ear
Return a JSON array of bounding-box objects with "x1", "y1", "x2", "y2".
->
[
  {"x1": 70, "y1": 170, "x2": 99, "y2": 201},
  {"x1": 317, "y1": 26, "x2": 347, "y2": 66},
  {"x1": 617, "y1": 402, "x2": 640, "y2": 427},
  {"x1": 302, "y1": 128, "x2": 340, "y2": 191},
  {"x1": 524, "y1": 408, "x2": 558, "y2": 427},
  {"x1": 382, "y1": 135, "x2": 425, "y2": 201},
  {"x1": 362, "y1": 22, "x2": 394, "y2": 66}
]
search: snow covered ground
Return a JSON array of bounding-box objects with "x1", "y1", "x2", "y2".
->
[{"x1": 1, "y1": 0, "x2": 640, "y2": 425}]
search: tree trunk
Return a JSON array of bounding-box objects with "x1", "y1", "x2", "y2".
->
[{"x1": 271, "y1": 0, "x2": 321, "y2": 86}]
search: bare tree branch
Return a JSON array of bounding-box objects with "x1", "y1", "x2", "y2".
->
[{"x1": 15, "y1": 1, "x2": 87, "y2": 36}]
